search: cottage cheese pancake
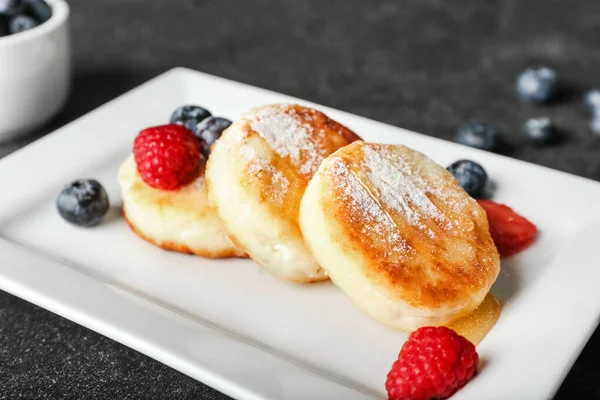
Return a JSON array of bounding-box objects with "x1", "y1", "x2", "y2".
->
[
  {"x1": 206, "y1": 104, "x2": 361, "y2": 282},
  {"x1": 299, "y1": 141, "x2": 500, "y2": 329},
  {"x1": 118, "y1": 155, "x2": 245, "y2": 258}
]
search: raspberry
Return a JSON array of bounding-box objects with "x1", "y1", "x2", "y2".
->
[
  {"x1": 133, "y1": 124, "x2": 200, "y2": 190},
  {"x1": 477, "y1": 199, "x2": 537, "y2": 258},
  {"x1": 386, "y1": 326, "x2": 479, "y2": 400}
]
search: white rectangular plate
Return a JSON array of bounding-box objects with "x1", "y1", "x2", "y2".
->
[{"x1": 1, "y1": 68, "x2": 599, "y2": 400}]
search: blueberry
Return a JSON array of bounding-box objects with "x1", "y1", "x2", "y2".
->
[
  {"x1": 9, "y1": 14, "x2": 37, "y2": 33},
  {"x1": 447, "y1": 160, "x2": 488, "y2": 198},
  {"x1": 23, "y1": 0, "x2": 50, "y2": 23},
  {"x1": 516, "y1": 67, "x2": 557, "y2": 103},
  {"x1": 585, "y1": 89, "x2": 600, "y2": 111},
  {"x1": 524, "y1": 117, "x2": 553, "y2": 145},
  {"x1": 195, "y1": 116, "x2": 232, "y2": 158},
  {"x1": 170, "y1": 105, "x2": 211, "y2": 132},
  {"x1": 0, "y1": 0, "x2": 23, "y2": 16},
  {"x1": 57, "y1": 179, "x2": 110, "y2": 227},
  {"x1": 456, "y1": 121, "x2": 498, "y2": 151}
]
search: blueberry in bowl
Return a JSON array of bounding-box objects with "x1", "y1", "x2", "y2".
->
[
  {"x1": 456, "y1": 121, "x2": 498, "y2": 151},
  {"x1": 24, "y1": 0, "x2": 52, "y2": 23},
  {"x1": 0, "y1": 0, "x2": 52, "y2": 36},
  {"x1": 0, "y1": 0, "x2": 70, "y2": 142},
  {"x1": 57, "y1": 179, "x2": 110, "y2": 227},
  {"x1": 9, "y1": 14, "x2": 36, "y2": 33},
  {"x1": 0, "y1": 0, "x2": 24, "y2": 16},
  {"x1": 195, "y1": 116, "x2": 232, "y2": 158},
  {"x1": 447, "y1": 159, "x2": 488, "y2": 198}
]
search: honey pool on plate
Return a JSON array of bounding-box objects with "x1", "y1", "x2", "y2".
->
[{"x1": 446, "y1": 294, "x2": 502, "y2": 345}]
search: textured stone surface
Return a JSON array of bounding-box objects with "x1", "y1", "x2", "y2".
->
[{"x1": 1, "y1": 0, "x2": 600, "y2": 398}]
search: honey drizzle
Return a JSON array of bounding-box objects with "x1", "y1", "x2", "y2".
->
[{"x1": 445, "y1": 294, "x2": 502, "y2": 346}]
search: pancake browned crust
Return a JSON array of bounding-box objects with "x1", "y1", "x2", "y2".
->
[
  {"x1": 206, "y1": 104, "x2": 361, "y2": 282},
  {"x1": 122, "y1": 208, "x2": 246, "y2": 258},
  {"x1": 118, "y1": 155, "x2": 246, "y2": 259},
  {"x1": 299, "y1": 141, "x2": 500, "y2": 329}
]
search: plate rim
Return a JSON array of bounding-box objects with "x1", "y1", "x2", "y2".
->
[{"x1": 1, "y1": 67, "x2": 600, "y2": 399}]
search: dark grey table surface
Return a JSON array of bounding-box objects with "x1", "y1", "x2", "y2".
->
[{"x1": 2, "y1": 0, "x2": 600, "y2": 398}]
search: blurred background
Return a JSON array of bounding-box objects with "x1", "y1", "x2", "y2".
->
[
  {"x1": 5, "y1": 0, "x2": 600, "y2": 179},
  {"x1": 2, "y1": 0, "x2": 600, "y2": 398}
]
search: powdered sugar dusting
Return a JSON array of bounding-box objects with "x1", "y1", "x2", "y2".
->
[
  {"x1": 239, "y1": 143, "x2": 257, "y2": 160},
  {"x1": 362, "y1": 146, "x2": 452, "y2": 234},
  {"x1": 328, "y1": 158, "x2": 410, "y2": 255},
  {"x1": 249, "y1": 106, "x2": 324, "y2": 175},
  {"x1": 240, "y1": 144, "x2": 289, "y2": 203}
]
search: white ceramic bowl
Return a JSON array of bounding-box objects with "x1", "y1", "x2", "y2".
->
[{"x1": 0, "y1": 0, "x2": 70, "y2": 142}]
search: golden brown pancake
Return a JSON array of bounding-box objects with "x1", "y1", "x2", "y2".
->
[
  {"x1": 299, "y1": 141, "x2": 500, "y2": 329},
  {"x1": 118, "y1": 155, "x2": 246, "y2": 258},
  {"x1": 206, "y1": 104, "x2": 361, "y2": 282}
]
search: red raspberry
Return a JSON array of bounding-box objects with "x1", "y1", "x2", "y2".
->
[
  {"x1": 386, "y1": 326, "x2": 479, "y2": 400},
  {"x1": 133, "y1": 124, "x2": 200, "y2": 190},
  {"x1": 477, "y1": 199, "x2": 537, "y2": 258}
]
